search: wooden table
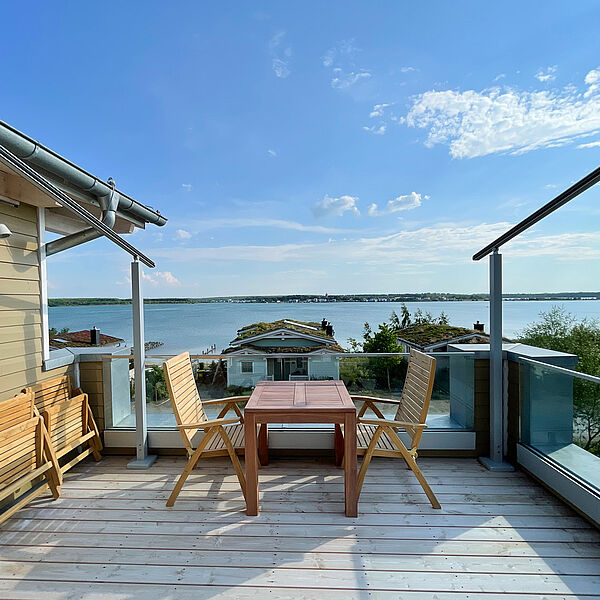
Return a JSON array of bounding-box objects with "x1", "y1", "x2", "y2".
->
[{"x1": 244, "y1": 380, "x2": 357, "y2": 517}]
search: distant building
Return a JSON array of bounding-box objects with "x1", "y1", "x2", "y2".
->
[
  {"x1": 49, "y1": 328, "x2": 124, "y2": 350},
  {"x1": 397, "y1": 323, "x2": 491, "y2": 353},
  {"x1": 224, "y1": 319, "x2": 343, "y2": 387}
]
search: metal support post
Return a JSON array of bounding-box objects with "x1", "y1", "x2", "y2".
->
[
  {"x1": 480, "y1": 250, "x2": 513, "y2": 471},
  {"x1": 127, "y1": 258, "x2": 157, "y2": 469}
]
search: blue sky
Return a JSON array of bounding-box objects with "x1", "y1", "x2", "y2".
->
[{"x1": 2, "y1": 1, "x2": 600, "y2": 297}]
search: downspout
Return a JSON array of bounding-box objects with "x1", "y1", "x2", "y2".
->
[{"x1": 45, "y1": 178, "x2": 118, "y2": 256}]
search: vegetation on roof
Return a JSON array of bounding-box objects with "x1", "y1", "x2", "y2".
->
[
  {"x1": 396, "y1": 323, "x2": 479, "y2": 347},
  {"x1": 224, "y1": 343, "x2": 345, "y2": 354},
  {"x1": 233, "y1": 319, "x2": 334, "y2": 342}
]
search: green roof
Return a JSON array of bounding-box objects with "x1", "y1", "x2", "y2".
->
[
  {"x1": 233, "y1": 319, "x2": 334, "y2": 343},
  {"x1": 397, "y1": 324, "x2": 483, "y2": 348}
]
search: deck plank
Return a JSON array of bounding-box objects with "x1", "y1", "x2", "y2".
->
[{"x1": 1, "y1": 456, "x2": 599, "y2": 599}]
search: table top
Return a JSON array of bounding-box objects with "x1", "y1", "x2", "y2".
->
[{"x1": 245, "y1": 380, "x2": 355, "y2": 414}]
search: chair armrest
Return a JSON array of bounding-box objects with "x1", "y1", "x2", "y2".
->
[
  {"x1": 203, "y1": 396, "x2": 249, "y2": 406},
  {"x1": 359, "y1": 418, "x2": 427, "y2": 429},
  {"x1": 351, "y1": 395, "x2": 402, "y2": 405},
  {"x1": 177, "y1": 417, "x2": 241, "y2": 429}
]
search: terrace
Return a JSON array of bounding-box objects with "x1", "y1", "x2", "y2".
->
[{"x1": 1, "y1": 455, "x2": 599, "y2": 598}]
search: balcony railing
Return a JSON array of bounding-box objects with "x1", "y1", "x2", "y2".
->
[
  {"x1": 97, "y1": 351, "x2": 476, "y2": 433},
  {"x1": 516, "y1": 356, "x2": 600, "y2": 515}
]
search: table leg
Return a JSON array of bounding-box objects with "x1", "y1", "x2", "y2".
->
[
  {"x1": 258, "y1": 424, "x2": 269, "y2": 466},
  {"x1": 334, "y1": 424, "x2": 344, "y2": 467},
  {"x1": 244, "y1": 414, "x2": 259, "y2": 515},
  {"x1": 343, "y1": 413, "x2": 358, "y2": 517}
]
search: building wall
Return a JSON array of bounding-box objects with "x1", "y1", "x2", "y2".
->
[
  {"x1": 227, "y1": 357, "x2": 268, "y2": 388},
  {"x1": 308, "y1": 356, "x2": 339, "y2": 380},
  {"x1": 0, "y1": 201, "x2": 73, "y2": 402}
]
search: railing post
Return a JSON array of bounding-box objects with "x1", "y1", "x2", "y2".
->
[
  {"x1": 480, "y1": 249, "x2": 513, "y2": 471},
  {"x1": 127, "y1": 258, "x2": 157, "y2": 469}
]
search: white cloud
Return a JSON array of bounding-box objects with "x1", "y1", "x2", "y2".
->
[
  {"x1": 405, "y1": 68, "x2": 600, "y2": 158},
  {"x1": 267, "y1": 149, "x2": 277, "y2": 157},
  {"x1": 493, "y1": 73, "x2": 506, "y2": 82},
  {"x1": 535, "y1": 65, "x2": 557, "y2": 82},
  {"x1": 364, "y1": 103, "x2": 403, "y2": 135},
  {"x1": 584, "y1": 67, "x2": 600, "y2": 96},
  {"x1": 369, "y1": 103, "x2": 391, "y2": 118},
  {"x1": 184, "y1": 217, "x2": 350, "y2": 234},
  {"x1": 577, "y1": 140, "x2": 600, "y2": 149},
  {"x1": 181, "y1": 183, "x2": 192, "y2": 191},
  {"x1": 400, "y1": 66, "x2": 417, "y2": 73},
  {"x1": 176, "y1": 229, "x2": 192, "y2": 240},
  {"x1": 153, "y1": 222, "x2": 600, "y2": 267},
  {"x1": 367, "y1": 192, "x2": 425, "y2": 216},
  {"x1": 331, "y1": 70, "x2": 371, "y2": 89},
  {"x1": 312, "y1": 195, "x2": 360, "y2": 218},
  {"x1": 322, "y1": 40, "x2": 371, "y2": 89},
  {"x1": 142, "y1": 270, "x2": 181, "y2": 287},
  {"x1": 270, "y1": 31, "x2": 291, "y2": 78},
  {"x1": 363, "y1": 124, "x2": 386, "y2": 135},
  {"x1": 272, "y1": 58, "x2": 290, "y2": 79}
]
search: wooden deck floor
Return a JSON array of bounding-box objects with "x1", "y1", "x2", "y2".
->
[{"x1": 0, "y1": 455, "x2": 599, "y2": 599}]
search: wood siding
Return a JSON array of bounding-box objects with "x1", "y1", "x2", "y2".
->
[
  {"x1": 0, "y1": 202, "x2": 71, "y2": 401},
  {"x1": 79, "y1": 361, "x2": 105, "y2": 434}
]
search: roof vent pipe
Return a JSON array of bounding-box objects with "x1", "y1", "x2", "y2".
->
[{"x1": 46, "y1": 178, "x2": 118, "y2": 256}]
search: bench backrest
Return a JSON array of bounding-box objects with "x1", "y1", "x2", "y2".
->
[
  {"x1": 30, "y1": 375, "x2": 73, "y2": 412},
  {"x1": 0, "y1": 389, "x2": 39, "y2": 489},
  {"x1": 395, "y1": 348, "x2": 436, "y2": 449},
  {"x1": 163, "y1": 352, "x2": 207, "y2": 454}
]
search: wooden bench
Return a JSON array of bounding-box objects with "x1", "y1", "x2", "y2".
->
[
  {"x1": 0, "y1": 389, "x2": 62, "y2": 525},
  {"x1": 27, "y1": 375, "x2": 102, "y2": 473}
]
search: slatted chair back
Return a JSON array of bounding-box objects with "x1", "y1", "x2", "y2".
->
[
  {"x1": 27, "y1": 376, "x2": 102, "y2": 472},
  {"x1": 0, "y1": 389, "x2": 61, "y2": 525},
  {"x1": 394, "y1": 348, "x2": 436, "y2": 450},
  {"x1": 163, "y1": 352, "x2": 250, "y2": 507},
  {"x1": 163, "y1": 352, "x2": 208, "y2": 455}
]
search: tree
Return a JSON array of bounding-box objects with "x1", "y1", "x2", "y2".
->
[
  {"x1": 518, "y1": 306, "x2": 600, "y2": 454},
  {"x1": 362, "y1": 321, "x2": 405, "y2": 391},
  {"x1": 145, "y1": 365, "x2": 168, "y2": 403}
]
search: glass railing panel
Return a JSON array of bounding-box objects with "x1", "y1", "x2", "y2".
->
[
  {"x1": 107, "y1": 352, "x2": 475, "y2": 431},
  {"x1": 519, "y1": 358, "x2": 600, "y2": 492},
  {"x1": 338, "y1": 353, "x2": 474, "y2": 430}
]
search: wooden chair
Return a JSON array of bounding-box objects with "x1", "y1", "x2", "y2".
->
[
  {"x1": 0, "y1": 389, "x2": 62, "y2": 525},
  {"x1": 352, "y1": 348, "x2": 441, "y2": 509},
  {"x1": 163, "y1": 352, "x2": 255, "y2": 507},
  {"x1": 27, "y1": 375, "x2": 102, "y2": 473}
]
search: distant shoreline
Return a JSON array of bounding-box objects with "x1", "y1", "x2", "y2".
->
[{"x1": 48, "y1": 293, "x2": 600, "y2": 307}]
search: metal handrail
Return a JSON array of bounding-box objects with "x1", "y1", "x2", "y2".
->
[
  {"x1": 517, "y1": 356, "x2": 600, "y2": 385},
  {"x1": 97, "y1": 351, "x2": 477, "y2": 360},
  {"x1": 473, "y1": 165, "x2": 600, "y2": 261}
]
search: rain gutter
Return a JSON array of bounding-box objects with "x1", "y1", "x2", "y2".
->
[{"x1": 0, "y1": 120, "x2": 167, "y2": 228}]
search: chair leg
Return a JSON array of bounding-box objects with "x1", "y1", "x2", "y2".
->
[
  {"x1": 405, "y1": 454, "x2": 441, "y2": 509},
  {"x1": 166, "y1": 427, "x2": 217, "y2": 507},
  {"x1": 384, "y1": 426, "x2": 441, "y2": 509},
  {"x1": 356, "y1": 427, "x2": 383, "y2": 497},
  {"x1": 217, "y1": 426, "x2": 247, "y2": 500}
]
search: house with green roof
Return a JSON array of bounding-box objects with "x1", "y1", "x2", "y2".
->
[
  {"x1": 397, "y1": 323, "x2": 490, "y2": 353},
  {"x1": 224, "y1": 319, "x2": 343, "y2": 387}
]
